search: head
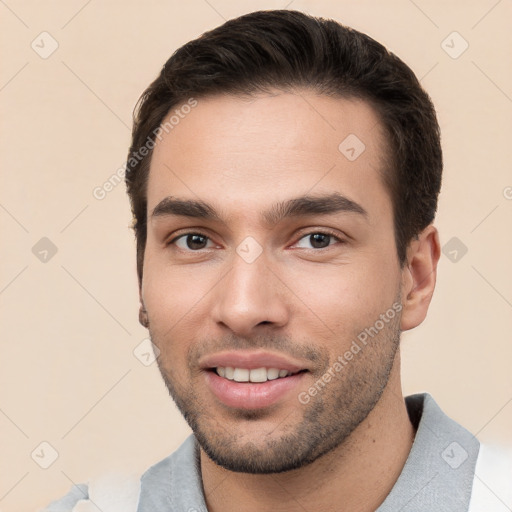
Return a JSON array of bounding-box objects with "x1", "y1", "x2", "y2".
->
[{"x1": 126, "y1": 10, "x2": 442, "y2": 473}]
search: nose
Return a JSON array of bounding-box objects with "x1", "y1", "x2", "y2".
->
[{"x1": 211, "y1": 251, "x2": 290, "y2": 337}]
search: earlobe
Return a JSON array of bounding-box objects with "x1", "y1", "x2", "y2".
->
[
  {"x1": 139, "y1": 304, "x2": 149, "y2": 328},
  {"x1": 400, "y1": 225, "x2": 441, "y2": 332},
  {"x1": 138, "y1": 286, "x2": 149, "y2": 328}
]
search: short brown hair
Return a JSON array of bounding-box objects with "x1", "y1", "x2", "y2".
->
[{"x1": 126, "y1": 9, "x2": 442, "y2": 282}]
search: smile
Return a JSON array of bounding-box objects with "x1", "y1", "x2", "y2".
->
[{"x1": 215, "y1": 366, "x2": 298, "y2": 383}]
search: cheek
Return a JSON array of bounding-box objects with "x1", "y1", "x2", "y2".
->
[
  {"x1": 141, "y1": 249, "x2": 212, "y2": 355},
  {"x1": 283, "y1": 254, "x2": 400, "y2": 344},
  {"x1": 141, "y1": 235, "x2": 214, "y2": 311}
]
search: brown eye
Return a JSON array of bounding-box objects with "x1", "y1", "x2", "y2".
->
[
  {"x1": 173, "y1": 233, "x2": 213, "y2": 250},
  {"x1": 309, "y1": 233, "x2": 331, "y2": 248},
  {"x1": 295, "y1": 232, "x2": 340, "y2": 249}
]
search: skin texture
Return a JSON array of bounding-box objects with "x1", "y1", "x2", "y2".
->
[{"x1": 140, "y1": 90, "x2": 441, "y2": 512}]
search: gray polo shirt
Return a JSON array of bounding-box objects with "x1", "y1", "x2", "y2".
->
[{"x1": 45, "y1": 393, "x2": 482, "y2": 511}]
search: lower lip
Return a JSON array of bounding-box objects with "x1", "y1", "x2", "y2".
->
[{"x1": 204, "y1": 371, "x2": 306, "y2": 410}]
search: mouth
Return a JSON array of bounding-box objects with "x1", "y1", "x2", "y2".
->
[
  {"x1": 202, "y1": 358, "x2": 308, "y2": 410},
  {"x1": 200, "y1": 351, "x2": 310, "y2": 409}
]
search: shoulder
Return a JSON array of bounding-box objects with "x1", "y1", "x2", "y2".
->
[
  {"x1": 41, "y1": 435, "x2": 199, "y2": 512},
  {"x1": 40, "y1": 474, "x2": 140, "y2": 512},
  {"x1": 40, "y1": 483, "x2": 89, "y2": 512},
  {"x1": 468, "y1": 444, "x2": 512, "y2": 511}
]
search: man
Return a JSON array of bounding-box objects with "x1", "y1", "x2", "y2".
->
[{"x1": 45, "y1": 9, "x2": 511, "y2": 512}]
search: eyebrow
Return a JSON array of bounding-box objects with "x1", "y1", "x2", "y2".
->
[{"x1": 151, "y1": 192, "x2": 368, "y2": 226}]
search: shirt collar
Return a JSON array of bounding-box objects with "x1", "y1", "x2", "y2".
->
[{"x1": 377, "y1": 393, "x2": 479, "y2": 511}]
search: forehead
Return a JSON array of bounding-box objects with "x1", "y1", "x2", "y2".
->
[{"x1": 147, "y1": 91, "x2": 391, "y2": 223}]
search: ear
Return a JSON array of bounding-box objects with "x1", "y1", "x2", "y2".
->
[
  {"x1": 138, "y1": 286, "x2": 149, "y2": 329},
  {"x1": 400, "y1": 224, "x2": 441, "y2": 331}
]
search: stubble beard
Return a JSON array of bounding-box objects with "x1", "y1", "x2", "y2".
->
[{"x1": 152, "y1": 303, "x2": 402, "y2": 474}]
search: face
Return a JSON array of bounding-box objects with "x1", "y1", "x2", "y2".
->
[{"x1": 141, "y1": 90, "x2": 404, "y2": 473}]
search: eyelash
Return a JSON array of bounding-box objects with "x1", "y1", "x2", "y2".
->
[{"x1": 167, "y1": 229, "x2": 345, "y2": 251}]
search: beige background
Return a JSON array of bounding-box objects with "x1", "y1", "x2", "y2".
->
[{"x1": 1, "y1": 0, "x2": 511, "y2": 510}]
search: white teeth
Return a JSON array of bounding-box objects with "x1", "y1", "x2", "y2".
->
[
  {"x1": 233, "y1": 368, "x2": 249, "y2": 382},
  {"x1": 215, "y1": 367, "x2": 294, "y2": 382},
  {"x1": 266, "y1": 368, "x2": 280, "y2": 380},
  {"x1": 249, "y1": 368, "x2": 267, "y2": 383}
]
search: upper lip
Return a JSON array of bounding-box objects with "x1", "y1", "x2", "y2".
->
[{"x1": 199, "y1": 350, "x2": 308, "y2": 373}]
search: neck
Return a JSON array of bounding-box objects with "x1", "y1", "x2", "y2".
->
[{"x1": 200, "y1": 355, "x2": 415, "y2": 512}]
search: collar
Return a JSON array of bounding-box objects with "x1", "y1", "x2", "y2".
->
[{"x1": 376, "y1": 393, "x2": 479, "y2": 511}]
